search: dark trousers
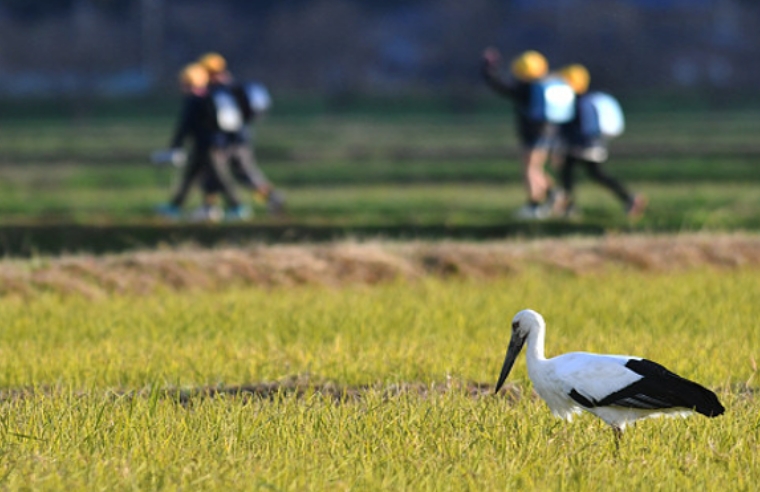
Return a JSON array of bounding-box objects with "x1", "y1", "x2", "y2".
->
[
  {"x1": 561, "y1": 155, "x2": 633, "y2": 206},
  {"x1": 170, "y1": 147, "x2": 240, "y2": 208},
  {"x1": 203, "y1": 144, "x2": 271, "y2": 194}
]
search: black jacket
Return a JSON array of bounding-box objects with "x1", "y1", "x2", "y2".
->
[
  {"x1": 482, "y1": 61, "x2": 554, "y2": 144},
  {"x1": 170, "y1": 94, "x2": 216, "y2": 151}
]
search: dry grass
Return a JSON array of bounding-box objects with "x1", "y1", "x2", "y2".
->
[
  {"x1": 0, "y1": 374, "x2": 513, "y2": 407},
  {"x1": 3, "y1": 233, "x2": 760, "y2": 299}
]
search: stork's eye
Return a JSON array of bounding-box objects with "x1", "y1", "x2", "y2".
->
[{"x1": 512, "y1": 321, "x2": 519, "y2": 330}]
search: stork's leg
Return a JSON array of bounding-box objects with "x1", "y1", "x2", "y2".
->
[{"x1": 612, "y1": 426, "x2": 623, "y2": 454}]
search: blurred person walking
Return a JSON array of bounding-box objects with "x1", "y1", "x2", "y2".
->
[
  {"x1": 198, "y1": 53, "x2": 285, "y2": 218},
  {"x1": 554, "y1": 64, "x2": 646, "y2": 219},
  {"x1": 482, "y1": 48, "x2": 572, "y2": 219},
  {"x1": 156, "y1": 63, "x2": 244, "y2": 219}
]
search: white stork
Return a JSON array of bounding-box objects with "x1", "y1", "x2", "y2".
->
[{"x1": 494, "y1": 309, "x2": 724, "y2": 445}]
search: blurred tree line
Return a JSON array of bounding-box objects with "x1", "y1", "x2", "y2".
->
[{"x1": 0, "y1": 0, "x2": 758, "y2": 102}]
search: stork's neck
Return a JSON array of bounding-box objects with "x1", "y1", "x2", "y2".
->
[{"x1": 525, "y1": 325, "x2": 547, "y2": 364}]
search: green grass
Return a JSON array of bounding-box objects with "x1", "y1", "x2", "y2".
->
[
  {"x1": 2, "y1": 170, "x2": 760, "y2": 232},
  {"x1": 2, "y1": 107, "x2": 760, "y2": 247},
  {"x1": 1, "y1": 108, "x2": 760, "y2": 230},
  {"x1": 0, "y1": 268, "x2": 757, "y2": 490}
]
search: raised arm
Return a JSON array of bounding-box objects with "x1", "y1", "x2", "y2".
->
[{"x1": 481, "y1": 47, "x2": 518, "y2": 99}]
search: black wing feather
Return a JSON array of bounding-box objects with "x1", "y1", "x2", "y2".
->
[{"x1": 569, "y1": 359, "x2": 725, "y2": 417}]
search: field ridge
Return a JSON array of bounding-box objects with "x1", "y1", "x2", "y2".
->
[{"x1": 3, "y1": 233, "x2": 760, "y2": 299}]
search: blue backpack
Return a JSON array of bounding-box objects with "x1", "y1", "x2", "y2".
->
[
  {"x1": 527, "y1": 77, "x2": 576, "y2": 124},
  {"x1": 244, "y1": 82, "x2": 272, "y2": 115},
  {"x1": 582, "y1": 92, "x2": 625, "y2": 138}
]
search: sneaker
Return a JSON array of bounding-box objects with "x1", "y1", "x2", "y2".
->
[
  {"x1": 626, "y1": 194, "x2": 648, "y2": 219},
  {"x1": 155, "y1": 204, "x2": 181, "y2": 219},
  {"x1": 514, "y1": 203, "x2": 549, "y2": 220},
  {"x1": 189, "y1": 205, "x2": 224, "y2": 223},
  {"x1": 534, "y1": 204, "x2": 551, "y2": 220},
  {"x1": 207, "y1": 205, "x2": 224, "y2": 222},
  {"x1": 225, "y1": 205, "x2": 252, "y2": 221}
]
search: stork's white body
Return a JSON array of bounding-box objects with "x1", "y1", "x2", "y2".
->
[
  {"x1": 495, "y1": 310, "x2": 724, "y2": 435},
  {"x1": 527, "y1": 350, "x2": 688, "y2": 429}
]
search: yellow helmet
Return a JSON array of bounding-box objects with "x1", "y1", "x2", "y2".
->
[
  {"x1": 178, "y1": 63, "x2": 209, "y2": 89},
  {"x1": 559, "y1": 64, "x2": 590, "y2": 94},
  {"x1": 510, "y1": 50, "x2": 548, "y2": 82},
  {"x1": 198, "y1": 52, "x2": 227, "y2": 74}
]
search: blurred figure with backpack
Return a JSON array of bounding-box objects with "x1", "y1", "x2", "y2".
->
[
  {"x1": 554, "y1": 64, "x2": 647, "y2": 219},
  {"x1": 197, "y1": 52, "x2": 285, "y2": 219},
  {"x1": 482, "y1": 48, "x2": 575, "y2": 219},
  {"x1": 155, "y1": 63, "x2": 244, "y2": 219}
]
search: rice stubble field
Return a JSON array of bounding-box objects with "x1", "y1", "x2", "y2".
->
[{"x1": 0, "y1": 236, "x2": 758, "y2": 490}]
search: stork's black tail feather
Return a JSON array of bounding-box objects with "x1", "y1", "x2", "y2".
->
[
  {"x1": 595, "y1": 359, "x2": 725, "y2": 417},
  {"x1": 678, "y1": 378, "x2": 725, "y2": 417},
  {"x1": 696, "y1": 390, "x2": 725, "y2": 417}
]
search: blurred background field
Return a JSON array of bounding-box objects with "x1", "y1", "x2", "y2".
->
[
  {"x1": 1, "y1": 0, "x2": 760, "y2": 252},
  {"x1": 1, "y1": 100, "x2": 760, "y2": 243}
]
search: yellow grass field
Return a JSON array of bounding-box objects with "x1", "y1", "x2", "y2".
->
[{"x1": 0, "y1": 234, "x2": 757, "y2": 490}]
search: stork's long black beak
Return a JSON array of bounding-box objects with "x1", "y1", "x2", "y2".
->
[{"x1": 494, "y1": 333, "x2": 526, "y2": 394}]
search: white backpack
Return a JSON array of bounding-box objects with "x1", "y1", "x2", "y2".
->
[
  {"x1": 527, "y1": 77, "x2": 576, "y2": 124},
  {"x1": 212, "y1": 90, "x2": 244, "y2": 132},
  {"x1": 587, "y1": 92, "x2": 625, "y2": 138}
]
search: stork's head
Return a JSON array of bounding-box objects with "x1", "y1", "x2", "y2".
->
[
  {"x1": 494, "y1": 309, "x2": 544, "y2": 394},
  {"x1": 512, "y1": 309, "x2": 545, "y2": 337}
]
